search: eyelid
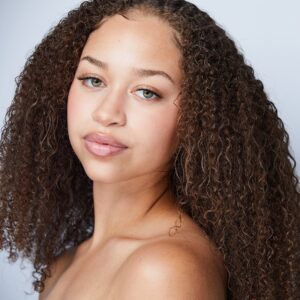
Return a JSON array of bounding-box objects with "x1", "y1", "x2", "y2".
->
[
  {"x1": 76, "y1": 73, "x2": 104, "y2": 90},
  {"x1": 77, "y1": 72, "x2": 104, "y2": 84},
  {"x1": 76, "y1": 73, "x2": 162, "y2": 100}
]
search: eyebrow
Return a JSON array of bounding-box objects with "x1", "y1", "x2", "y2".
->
[{"x1": 80, "y1": 55, "x2": 175, "y2": 85}]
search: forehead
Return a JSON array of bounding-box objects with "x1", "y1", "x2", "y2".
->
[{"x1": 80, "y1": 13, "x2": 183, "y2": 84}]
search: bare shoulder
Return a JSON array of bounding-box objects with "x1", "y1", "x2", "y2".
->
[
  {"x1": 38, "y1": 248, "x2": 74, "y2": 300},
  {"x1": 113, "y1": 222, "x2": 227, "y2": 299}
]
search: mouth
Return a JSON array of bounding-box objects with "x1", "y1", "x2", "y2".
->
[
  {"x1": 84, "y1": 139, "x2": 128, "y2": 157},
  {"x1": 84, "y1": 132, "x2": 128, "y2": 148}
]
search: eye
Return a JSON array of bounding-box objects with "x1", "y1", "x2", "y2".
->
[
  {"x1": 77, "y1": 76, "x2": 103, "y2": 88},
  {"x1": 76, "y1": 75, "x2": 162, "y2": 101},
  {"x1": 135, "y1": 88, "x2": 162, "y2": 101}
]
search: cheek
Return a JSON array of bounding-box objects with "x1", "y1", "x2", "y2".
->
[
  {"x1": 66, "y1": 83, "x2": 90, "y2": 147},
  {"x1": 67, "y1": 85, "x2": 82, "y2": 122},
  {"x1": 67, "y1": 83, "x2": 92, "y2": 130},
  {"x1": 138, "y1": 107, "x2": 178, "y2": 157}
]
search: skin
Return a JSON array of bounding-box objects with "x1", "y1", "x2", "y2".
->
[
  {"x1": 67, "y1": 11, "x2": 184, "y2": 254},
  {"x1": 39, "y1": 12, "x2": 227, "y2": 299}
]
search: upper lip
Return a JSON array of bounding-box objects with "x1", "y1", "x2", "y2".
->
[{"x1": 84, "y1": 132, "x2": 128, "y2": 148}]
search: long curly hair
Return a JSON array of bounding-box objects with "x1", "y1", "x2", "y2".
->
[{"x1": 1, "y1": 0, "x2": 299, "y2": 298}]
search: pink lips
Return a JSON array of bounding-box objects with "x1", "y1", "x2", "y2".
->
[
  {"x1": 84, "y1": 132, "x2": 128, "y2": 148},
  {"x1": 83, "y1": 132, "x2": 128, "y2": 157}
]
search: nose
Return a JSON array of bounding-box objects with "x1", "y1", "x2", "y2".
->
[{"x1": 92, "y1": 88, "x2": 126, "y2": 127}]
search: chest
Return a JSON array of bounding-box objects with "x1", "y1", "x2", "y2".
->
[{"x1": 43, "y1": 240, "x2": 141, "y2": 300}]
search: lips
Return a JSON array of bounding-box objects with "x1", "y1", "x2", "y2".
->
[{"x1": 84, "y1": 132, "x2": 128, "y2": 148}]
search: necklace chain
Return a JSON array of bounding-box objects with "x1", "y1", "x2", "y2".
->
[{"x1": 168, "y1": 206, "x2": 183, "y2": 237}]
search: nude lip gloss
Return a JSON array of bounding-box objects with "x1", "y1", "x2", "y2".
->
[
  {"x1": 84, "y1": 132, "x2": 128, "y2": 148},
  {"x1": 84, "y1": 139, "x2": 128, "y2": 157}
]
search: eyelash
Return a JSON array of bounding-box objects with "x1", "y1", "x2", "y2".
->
[{"x1": 76, "y1": 75, "x2": 162, "y2": 101}]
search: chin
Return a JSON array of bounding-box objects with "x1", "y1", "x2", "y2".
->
[{"x1": 81, "y1": 163, "x2": 125, "y2": 184}]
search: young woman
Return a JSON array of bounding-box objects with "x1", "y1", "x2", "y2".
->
[{"x1": 0, "y1": 0, "x2": 299, "y2": 299}]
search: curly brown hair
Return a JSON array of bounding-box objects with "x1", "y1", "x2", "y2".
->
[{"x1": 1, "y1": 0, "x2": 299, "y2": 299}]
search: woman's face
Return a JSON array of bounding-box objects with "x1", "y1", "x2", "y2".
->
[{"x1": 67, "y1": 12, "x2": 183, "y2": 183}]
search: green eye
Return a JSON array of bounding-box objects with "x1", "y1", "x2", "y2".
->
[
  {"x1": 136, "y1": 89, "x2": 161, "y2": 101},
  {"x1": 78, "y1": 76, "x2": 102, "y2": 88},
  {"x1": 77, "y1": 75, "x2": 162, "y2": 101}
]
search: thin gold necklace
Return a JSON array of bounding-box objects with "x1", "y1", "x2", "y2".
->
[{"x1": 168, "y1": 206, "x2": 183, "y2": 237}]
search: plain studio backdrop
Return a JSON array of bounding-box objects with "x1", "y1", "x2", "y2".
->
[{"x1": 0, "y1": 1, "x2": 299, "y2": 299}]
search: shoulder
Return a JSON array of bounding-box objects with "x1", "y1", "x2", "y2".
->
[
  {"x1": 113, "y1": 236, "x2": 227, "y2": 299},
  {"x1": 38, "y1": 248, "x2": 74, "y2": 300}
]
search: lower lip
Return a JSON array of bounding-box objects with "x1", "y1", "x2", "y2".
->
[{"x1": 84, "y1": 139, "x2": 128, "y2": 157}]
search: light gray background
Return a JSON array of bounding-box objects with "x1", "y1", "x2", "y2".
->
[{"x1": 1, "y1": 1, "x2": 299, "y2": 299}]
